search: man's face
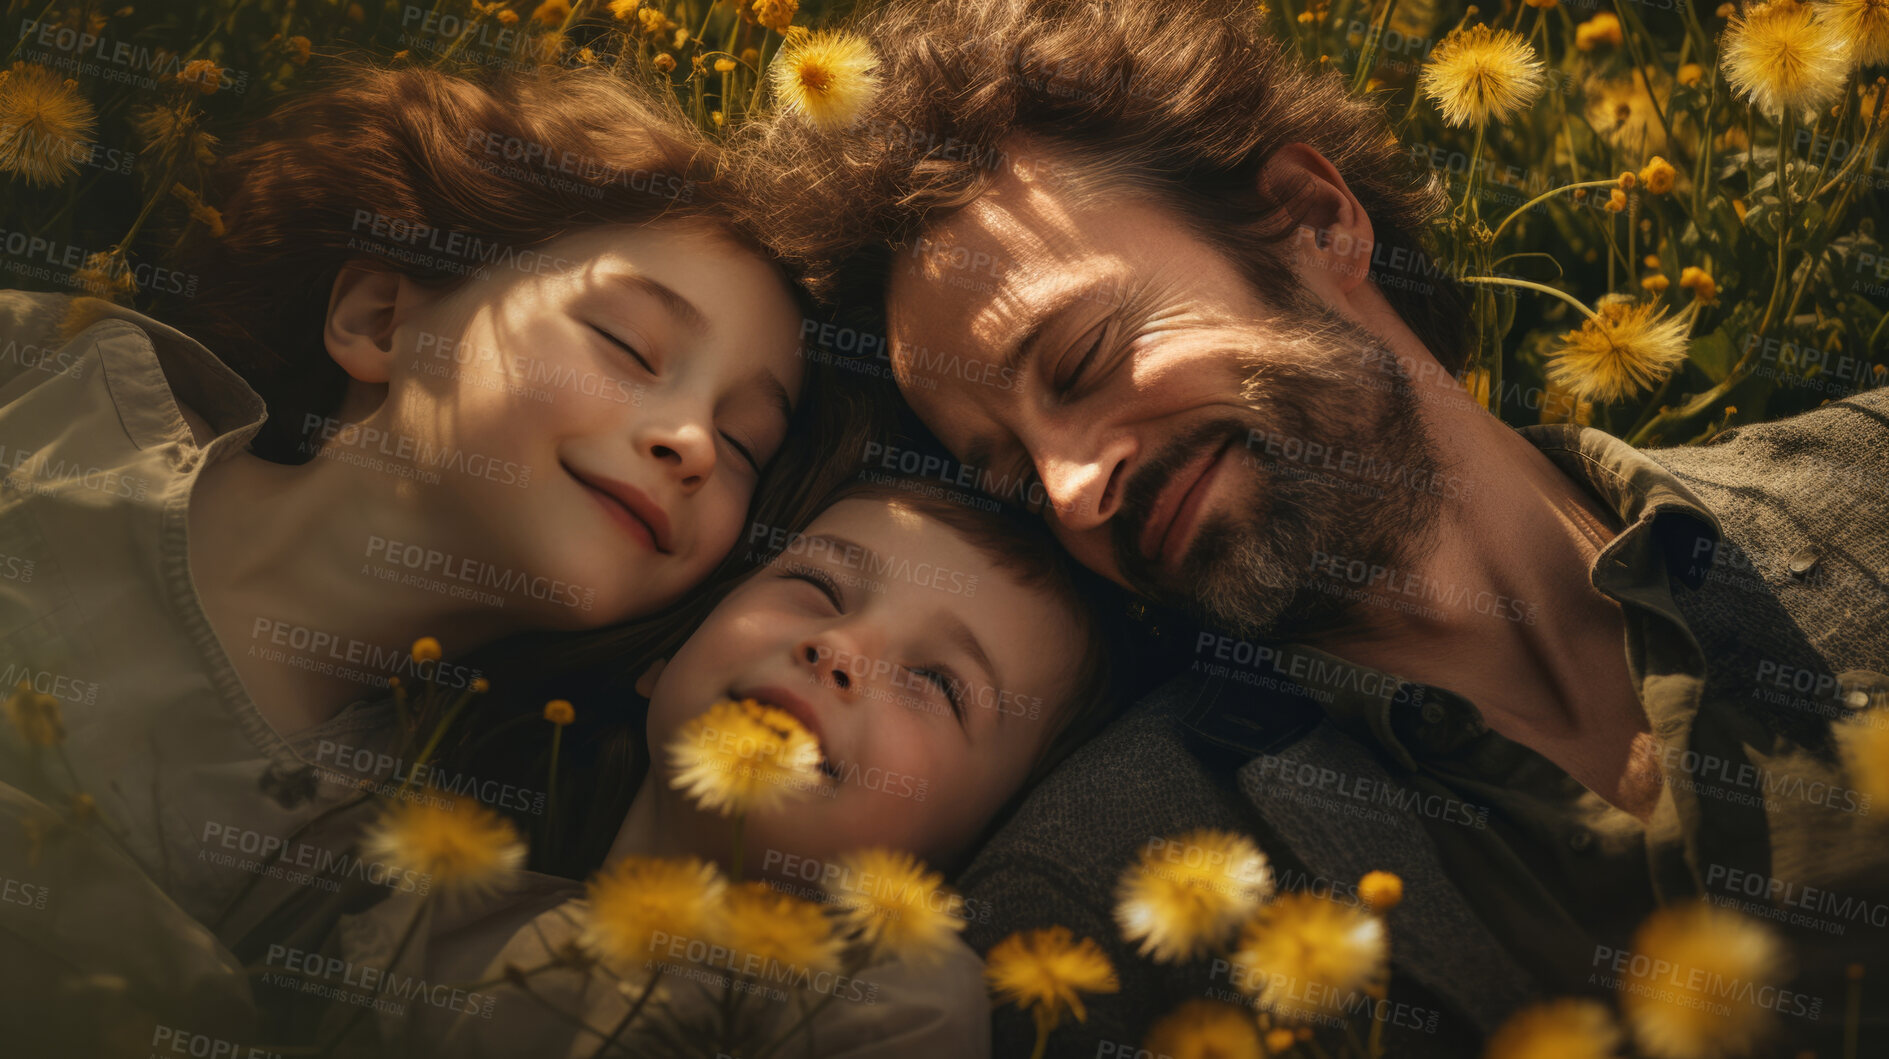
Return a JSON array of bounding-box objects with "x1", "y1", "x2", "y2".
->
[{"x1": 885, "y1": 156, "x2": 1438, "y2": 637}]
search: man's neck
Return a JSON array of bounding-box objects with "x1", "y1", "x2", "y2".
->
[{"x1": 1301, "y1": 381, "x2": 1659, "y2": 815}]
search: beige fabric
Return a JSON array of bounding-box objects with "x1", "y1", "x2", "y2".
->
[{"x1": 304, "y1": 873, "x2": 993, "y2": 1058}]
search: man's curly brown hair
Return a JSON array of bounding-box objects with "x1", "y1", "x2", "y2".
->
[{"x1": 738, "y1": 0, "x2": 1473, "y2": 374}]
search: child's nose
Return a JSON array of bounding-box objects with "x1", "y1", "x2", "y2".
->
[{"x1": 801, "y1": 643, "x2": 853, "y2": 691}]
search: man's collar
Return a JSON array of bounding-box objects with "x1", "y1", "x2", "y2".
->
[{"x1": 1518, "y1": 423, "x2": 1721, "y2": 592}]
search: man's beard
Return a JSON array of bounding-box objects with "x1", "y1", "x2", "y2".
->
[{"x1": 1107, "y1": 294, "x2": 1445, "y2": 640}]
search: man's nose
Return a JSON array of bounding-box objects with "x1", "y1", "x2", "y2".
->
[{"x1": 1037, "y1": 433, "x2": 1134, "y2": 533}]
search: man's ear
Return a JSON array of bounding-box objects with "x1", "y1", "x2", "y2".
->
[
  {"x1": 634, "y1": 658, "x2": 669, "y2": 699},
  {"x1": 1258, "y1": 142, "x2": 1376, "y2": 294},
  {"x1": 324, "y1": 263, "x2": 425, "y2": 383}
]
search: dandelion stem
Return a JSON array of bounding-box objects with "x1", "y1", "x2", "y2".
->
[
  {"x1": 1027, "y1": 1007, "x2": 1054, "y2": 1059},
  {"x1": 1457, "y1": 121, "x2": 1488, "y2": 218},
  {"x1": 1756, "y1": 111, "x2": 1792, "y2": 338},
  {"x1": 730, "y1": 812, "x2": 745, "y2": 881},
  {"x1": 1870, "y1": 307, "x2": 1889, "y2": 356},
  {"x1": 319, "y1": 898, "x2": 432, "y2": 1053},
  {"x1": 1462, "y1": 275, "x2": 1603, "y2": 323},
  {"x1": 751, "y1": 956, "x2": 867, "y2": 1059},
  {"x1": 546, "y1": 722, "x2": 564, "y2": 837},
  {"x1": 585, "y1": 968, "x2": 665, "y2": 1059},
  {"x1": 1811, "y1": 81, "x2": 1888, "y2": 200},
  {"x1": 1489, "y1": 180, "x2": 1620, "y2": 243},
  {"x1": 1350, "y1": 0, "x2": 1403, "y2": 95}
]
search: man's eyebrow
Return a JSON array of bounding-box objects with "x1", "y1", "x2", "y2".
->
[{"x1": 603, "y1": 272, "x2": 708, "y2": 334}]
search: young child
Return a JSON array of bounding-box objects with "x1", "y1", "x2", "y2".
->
[{"x1": 332, "y1": 476, "x2": 1129, "y2": 1058}]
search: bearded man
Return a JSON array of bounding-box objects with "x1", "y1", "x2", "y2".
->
[{"x1": 753, "y1": 1, "x2": 1889, "y2": 1053}]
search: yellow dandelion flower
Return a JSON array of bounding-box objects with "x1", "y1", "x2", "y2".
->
[
  {"x1": 532, "y1": 0, "x2": 571, "y2": 26},
  {"x1": 1585, "y1": 68, "x2": 1675, "y2": 158},
  {"x1": 1622, "y1": 902, "x2": 1782, "y2": 1059},
  {"x1": 1485, "y1": 999, "x2": 1623, "y2": 1059},
  {"x1": 716, "y1": 881, "x2": 842, "y2": 973},
  {"x1": 543, "y1": 699, "x2": 575, "y2": 726},
  {"x1": 1643, "y1": 273, "x2": 1672, "y2": 293},
  {"x1": 1721, "y1": 0, "x2": 1847, "y2": 121},
  {"x1": 1605, "y1": 187, "x2": 1628, "y2": 211},
  {"x1": 1576, "y1": 12, "x2": 1624, "y2": 49},
  {"x1": 1358, "y1": 870, "x2": 1403, "y2": 910},
  {"x1": 360, "y1": 798, "x2": 526, "y2": 898},
  {"x1": 711, "y1": 109, "x2": 725, "y2": 127},
  {"x1": 1547, "y1": 295, "x2": 1692, "y2": 403},
  {"x1": 1419, "y1": 23, "x2": 1547, "y2": 127},
  {"x1": 985, "y1": 926, "x2": 1121, "y2": 1030},
  {"x1": 1525, "y1": 0, "x2": 1559, "y2": 9},
  {"x1": 177, "y1": 59, "x2": 223, "y2": 96},
  {"x1": 1679, "y1": 61, "x2": 1707, "y2": 86},
  {"x1": 577, "y1": 47, "x2": 596, "y2": 64},
  {"x1": 740, "y1": 46, "x2": 760, "y2": 65},
  {"x1": 1143, "y1": 999, "x2": 1264, "y2": 1059},
  {"x1": 1680, "y1": 265, "x2": 1719, "y2": 302},
  {"x1": 753, "y1": 0, "x2": 799, "y2": 34},
  {"x1": 496, "y1": 8, "x2": 519, "y2": 24},
  {"x1": 1718, "y1": 1, "x2": 1740, "y2": 15},
  {"x1": 470, "y1": 676, "x2": 490, "y2": 694},
  {"x1": 1821, "y1": 0, "x2": 1889, "y2": 68},
  {"x1": 772, "y1": 30, "x2": 881, "y2": 132},
  {"x1": 608, "y1": 0, "x2": 640, "y2": 19},
  {"x1": 3, "y1": 680, "x2": 64, "y2": 746},
  {"x1": 1836, "y1": 705, "x2": 1889, "y2": 805},
  {"x1": 581, "y1": 856, "x2": 724, "y2": 971},
  {"x1": 132, "y1": 104, "x2": 219, "y2": 169},
  {"x1": 410, "y1": 636, "x2": 442, "y2": 663},
  {"x1": 73, "y1": 249, "x2": 137, "y2": 301},
  {"x1": 0, "y1": 63, "x2": 97, "y2": 188},
  {"x1": 653, "y1": 52, "x2": 676, "y2": 74},
  {"x1": 715, "y1": 58, "x2": 738, "y2": 72},
  {"x1": 286, "y1": 35, "x2": 311, "y2": 65},
  {"x1": 666, "y1": 698, "x2": 825, "y2": 816},
  {"x1": 637, "y1": 7, "x2": 673, "y2": 35},
  {"x1": 1115, "y1": 829, "x2": 1274, "y2": 964},
  {"x1": 1264, "y1": 1027, "x2": 1296, "y2": 1053},
  {"x1": 829, "y1": 848, "x2": 966, "y2": 963},
  {"x1": 1230, "y1": 892, "x2": 1387, "y2": 1023},
  {"x1": 1640, "y1": 155, "x2": 1677, "y2": 193}
]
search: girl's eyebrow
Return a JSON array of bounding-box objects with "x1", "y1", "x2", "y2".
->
[{"x1": 601, "y1": 271, "x2": 708, "y2": 333}]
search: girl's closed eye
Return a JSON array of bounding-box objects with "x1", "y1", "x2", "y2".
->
[{"x1": 593, "y1": 325, "x2": 656, "y2": 374}]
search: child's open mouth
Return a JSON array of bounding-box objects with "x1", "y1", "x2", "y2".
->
[{"x1": 734, "y1": 685, "x2": 839, "y2": 783}]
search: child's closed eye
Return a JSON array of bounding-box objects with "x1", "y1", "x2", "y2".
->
[{"x1": 910, "y1": 666, "x2": 967, "y2": 728}]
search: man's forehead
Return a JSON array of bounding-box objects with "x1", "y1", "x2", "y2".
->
[{"x1": 886, "y1": 161, "x2": 1110, "y2": 370}]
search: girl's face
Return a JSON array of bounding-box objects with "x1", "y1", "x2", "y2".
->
[
  {"x1": 637, "y1": 498, "x2": 1086, "y2": 874},
  {"x1": 326, "y1": 222, "x2": 804, "y2": 629}
]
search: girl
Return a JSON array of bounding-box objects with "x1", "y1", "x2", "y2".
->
[{"x1": 0, "y1": 58, "x2": 861, "y2": 1037}]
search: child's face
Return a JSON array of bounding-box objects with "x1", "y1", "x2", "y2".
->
[
  {"x1": 329, "y1": 222, "x2": 803, "y2": 629},
  {"x1": 641, "y1": 498, "x2": 1088, "y2": 874}
]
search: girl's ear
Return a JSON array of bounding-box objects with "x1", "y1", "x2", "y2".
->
[
  {"x1": 324, "y1": 263, "x2": 428, "y2": 383},
  {"x1": 634, "y1": 658, "x2": 669, "y2": 699}
]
